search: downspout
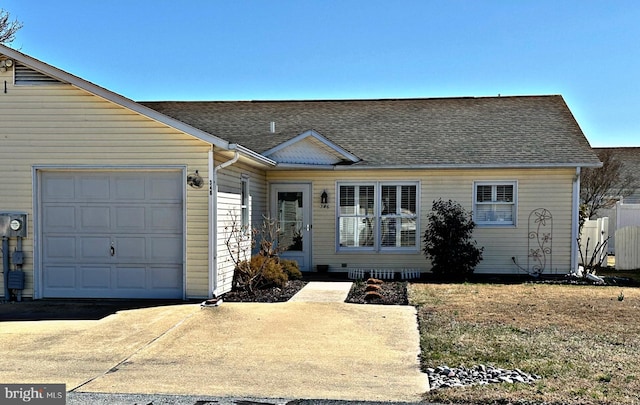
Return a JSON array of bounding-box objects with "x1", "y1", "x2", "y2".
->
[
  {"x1": 571, "y1": 167, "x2": 581, "y2": 274},
  {"x1": 2, "y1": 237, "x2": 8, "y2": 300},
  {"x1": 209, "y1": 148, "x2": 240, "y2": 298}
]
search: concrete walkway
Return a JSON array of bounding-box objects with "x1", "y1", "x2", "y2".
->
[
  {"x1": 0, "y1": 283, "x2": 428, "y2": 402},
  {"x1": 288, "y1": 281, "x2": 354, "y2": 302}
]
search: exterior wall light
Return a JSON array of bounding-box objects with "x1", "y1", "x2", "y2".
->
[{"x1": 321, "y1": 190, "x2": 329, "y2": 208}]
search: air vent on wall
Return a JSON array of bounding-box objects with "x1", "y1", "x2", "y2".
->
[{"x1": 15, "y1": 63, "x2": 65, "y2": 85}]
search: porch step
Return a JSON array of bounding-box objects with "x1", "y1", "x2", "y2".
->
[{"x1": 288, "y1": 281, "x2": 353, "y2": 303}]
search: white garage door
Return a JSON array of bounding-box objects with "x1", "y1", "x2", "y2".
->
[{"x1": 41, "y1": 171, "x2": 184, "y2": 299}]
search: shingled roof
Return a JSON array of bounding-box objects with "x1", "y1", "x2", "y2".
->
[
  {"x1": 593, "y1": 147, "x2": 640, "y2": 203},
  {"x1": 141, "y1": 95, "x2": 601, "y2": 169}
]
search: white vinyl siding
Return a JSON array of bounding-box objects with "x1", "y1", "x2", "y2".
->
[
  {"x1": 338, "y1": 182, "x2": 419, "y2": 252},
  {"x1": 217, "y1": 192, "x2": 251, "y2": 295},
  {"x1": 474, "y1": 181, "x2": 517, "y2": 226}
]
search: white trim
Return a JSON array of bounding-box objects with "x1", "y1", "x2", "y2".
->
[
  {"x1": 241, "y1": 175, "x2": 250, "y2": 228},
  {"x1": 571, "y1": 167, "x2": 581, "y2": 273},
  {"x1": 333, "y1": 163, "x2": 603, "y2": 170},
  {"x1": 208, "y1": 148, "x2": 216, "y2": 298}
]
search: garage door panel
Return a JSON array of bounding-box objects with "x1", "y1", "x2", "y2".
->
[
  {"x1": 150, "y1": 265, "x2": 183, "y2": 289},
  {"x1": 116, "y1": 266, "x2": 146, "y2": 289},
  {"x1": 116, "y1": 237, "x2": 146, "y2": 260},
  {"x1": 80, "y1": 266, "x2": 111, "y2": 289},
  {"x1": 42, "y1": 171, "x2": 184, "y2": 299},
  {"x1": 80, "y1": 206, "x2": 111, "y2": 230},
  {"x1": 79, "y1": 176, "x2": 111, "y2": 200},
  {"x1": 150, "y1": 176, "x2": 182, "y2": 201},
  {"x1": 115, "y1": 177, "x2": 146, "y2": 200},
  {"x1": 44, "y1": 266, "x2": 76, "y2": 288},
  {"x1": 43, "y1": 176, "x2": 76, "y2": 201},
  {"x1": 79, "y1": 237, "x2": 111, "y2": 259},
  {"x1": 43, "y1": 206, "x2": 76, "y2": 230},
  {"x1": 45, "y1": 237, "x2": 76, "y2": 259},
  {"x1": 150, "y1": 207, "x2": 182, "y2": 231},
  {"x1": 115, "y1": 206, "x2": 146, "y2": 229},
  {"x1": 149, "y1": 236, "x2": 183, "y2": 261}
]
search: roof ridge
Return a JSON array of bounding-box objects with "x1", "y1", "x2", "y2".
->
[{"x1": 139, "y1": 94, "x2": 562, "y2": 104}]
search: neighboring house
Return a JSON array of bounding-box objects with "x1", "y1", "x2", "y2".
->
[
  {"x1": 0, "y1": 45, "x2": 601, "y2": 300},
  {"x1": 593, "y1": 147, "x2": 640, "y2": 204},
  {"x1": 592, "y1": 147, "x2": 640, "y2": 254}
]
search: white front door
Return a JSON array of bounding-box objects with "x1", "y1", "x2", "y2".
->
[{"x1": 271, "y1": 183, "x2": 311, "y2": 271}]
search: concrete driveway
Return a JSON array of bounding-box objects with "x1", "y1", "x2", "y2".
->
[{"x1": 0, "y1": 284, "x2": 428, "y2": 402}]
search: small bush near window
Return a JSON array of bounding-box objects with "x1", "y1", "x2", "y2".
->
[{"x1": 423, "y1": 199, "x2": 483, "y2": 280}]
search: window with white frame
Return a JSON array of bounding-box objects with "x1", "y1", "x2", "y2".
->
[
  {"x1": 474, "y1": 181, "x2": 517, "y2": 225},
  {"x1": 338, "y1": 182, "x2": 418, "y2": 250},
  {"x1": 240, "y1": 175, "x2": 250, "y2": 229}
]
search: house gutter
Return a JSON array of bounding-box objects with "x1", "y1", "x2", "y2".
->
[
  {"x1": 209, "y1": 147, "x2": 240, "y2": 298},
  {"x1": 570, "y1": 167, "x2": 581, "y2": 273}
]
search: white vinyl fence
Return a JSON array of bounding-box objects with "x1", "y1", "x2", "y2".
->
[
  {"x1": 579, "y1": 217, "x2": 609, "y2": 267},
  {"x1": 600, "y1": 201, "x2": 640, "y2": 254},
  {"x1": 615, "y1": 226, "x2": 640, "y2": 270}
]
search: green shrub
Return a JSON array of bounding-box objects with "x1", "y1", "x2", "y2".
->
[
  {"x1": 280, "y1": 259, "x2": 302, "y2": 280},
  {"x1": 254, "y1": 255, "x2": 288, "y2": 288},
  {"x1": 234, "y1": 255, "x2": 289, "y2": 292},
  {"x1": 423, "y1": 199, "x2": 483, "y2": 280}
]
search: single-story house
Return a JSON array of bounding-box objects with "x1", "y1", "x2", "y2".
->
[{"x1": 0, "y1": 45, "x2": 601, "y2": 300}]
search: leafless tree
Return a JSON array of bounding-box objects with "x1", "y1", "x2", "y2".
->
[
  {"x1": 580, "y1": 149, "x2": 638, "y2": 219},
  {"x1": 0, "y1": 9, "x2": 22, "y2": 45}
]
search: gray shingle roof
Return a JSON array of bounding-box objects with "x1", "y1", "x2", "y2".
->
[{"x1": 140, "y1": 95, "x2": 601, "y2": 168}]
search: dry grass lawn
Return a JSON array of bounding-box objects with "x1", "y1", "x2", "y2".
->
[{"x1": 409, "y1": 283, "x2": 640, "y2": 404}]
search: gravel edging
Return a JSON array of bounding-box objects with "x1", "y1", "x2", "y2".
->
[{"x1": 426, "y1": 364, "x2": 541, "y2": 390}]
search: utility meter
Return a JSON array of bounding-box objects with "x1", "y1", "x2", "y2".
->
[
  {"x1": 0, "y1": 213, "x2": 28, "y2": 237},
  {"x1": 10, "y1": 219, "x2": 22, "y2": 231}
]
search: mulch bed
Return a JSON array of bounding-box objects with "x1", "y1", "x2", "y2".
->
[
  {"x1": 223, "y1": 280, "x2": 308, "y2": 302},
  {"x1": 345, "y1": 280, "x2": 409, "y2": 305},
  {"x1": 223, "y1": 279, "x2": 409, "y2": 305}
]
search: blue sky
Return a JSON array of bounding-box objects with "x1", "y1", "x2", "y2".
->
[{"x1": 3, "y1": 0, "x2": 639, "y2": 147}]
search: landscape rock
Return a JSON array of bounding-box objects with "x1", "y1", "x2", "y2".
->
[
  {"x1": 363, "y1": 291, "x2": 384, "y2": 301},
  {"x1": 426, "y1": 364, "x2": 540, "y2": 390}
]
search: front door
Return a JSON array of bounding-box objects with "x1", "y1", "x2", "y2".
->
[{"x1": 271, "y1": 183, "x2": 311, "y2": 271}]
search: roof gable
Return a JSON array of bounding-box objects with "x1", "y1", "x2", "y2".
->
[
  {"x1": 0, "y1": 45, "x2": 231, "y2": 151},
  {"x1": 263, "y1": 130, "x2": 360, "y2": 165}
]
